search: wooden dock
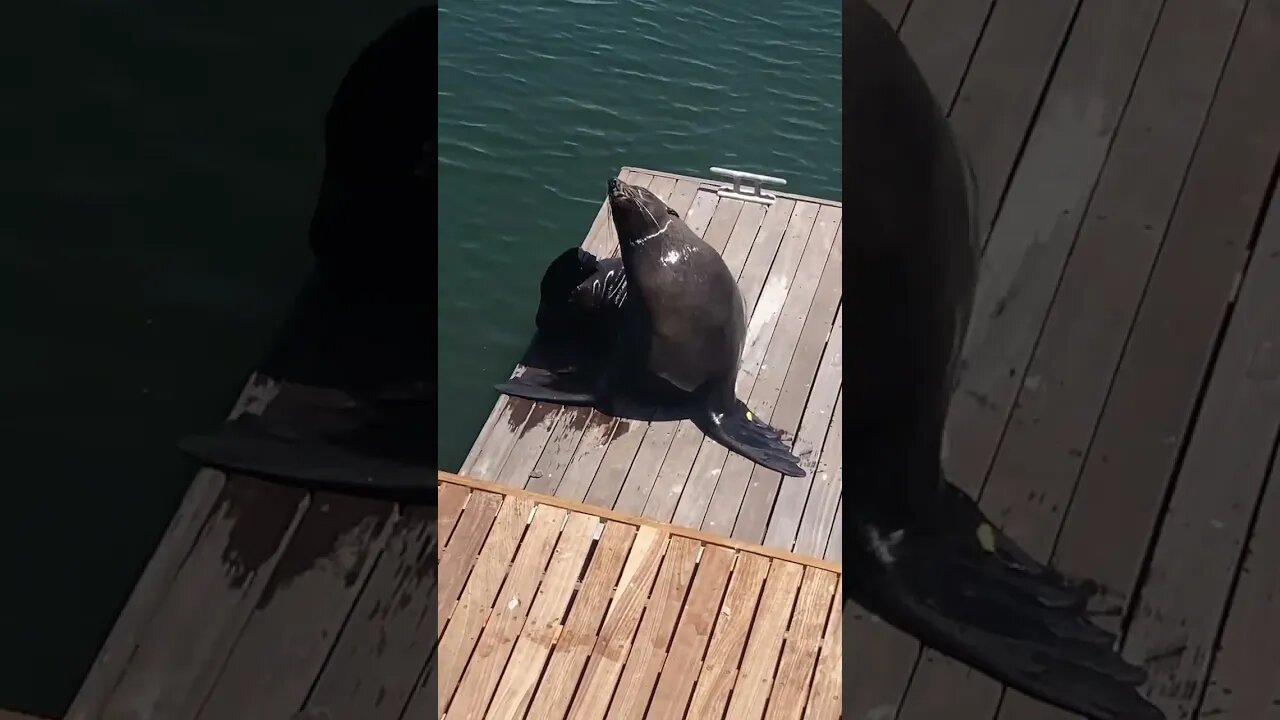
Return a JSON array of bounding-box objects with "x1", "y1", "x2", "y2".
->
[
  {"x1": 462, "y1": 166, "x2": 845, "y2": 560},
  {"x1": 435, "y1": 472, "x2": 840, "y2": 720}
]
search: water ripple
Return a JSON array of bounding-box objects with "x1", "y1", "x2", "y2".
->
[{"x1": 438, "y1": 0, "x2": 840, "y2": 469}]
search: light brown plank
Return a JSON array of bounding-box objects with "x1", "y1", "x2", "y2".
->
[
  {"x1": 525, "y1": 522, "x2": 637, "y2": 720},
  {"x1": 434, "y1": 495, "x2": 535, "y2": 706},
  {"x1": 647, "y1": 545, "x2": 737, "y2": 719},
  {"x1": 437, "y1": 490, "x2": 504, "y2": 629},
  {"x1": 608, "y1": 536, "x2": 700, "y2": 720},
  {"x1": 687, "y1": 552, "x2": 772, "y2": 719},
  {"x1": 566, "y1": 528, "x2": 669, "y2": 720},
  {"x1": 803, "y1": 580, "x2": 843, "y2": 720},
  {"x1": 437, "y1": 482, "x2": 471, "y2": 552},
  {"x1": 445, "y1": 506, "x2": 571, "y2": 719},
  {"x1": 439, "y1": 473, "x2": 843, "y2": 574},
  {"x1": 724, "y1": 560, "x2": 804, "y2": 720},
  {"x1": 766, "y1": 566, "x2": 839, "y2": 720},
  {"x1": 485, "y1": 512, "x2": 601, "y2": 720}
]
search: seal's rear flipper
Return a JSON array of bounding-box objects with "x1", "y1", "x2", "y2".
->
[
  {"x1": 494, "y1": 368, "x2": 598, "y2": 406},
  {"x1": 847, "y1": 484, "x2": 1163, "y2": 720},
  {"x1": 696, "y1": 401, "x2": 805, "y2": 477}
]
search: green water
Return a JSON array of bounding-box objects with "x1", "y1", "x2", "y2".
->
[{"x1": 438, "y1": 0, "x2": 841, "y2": 471}]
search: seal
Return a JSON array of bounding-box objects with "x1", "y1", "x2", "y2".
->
[
  {"x1": 841, "y1": 2, "x2": 1161, "y2": 718},
  {"x1": 496, "y1": 181, "x2": 805, "y2": 478}
]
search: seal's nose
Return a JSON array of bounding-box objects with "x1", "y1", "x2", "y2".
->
[{"x1": 608, "y1": 177, "x2": 626, "y2": 195}]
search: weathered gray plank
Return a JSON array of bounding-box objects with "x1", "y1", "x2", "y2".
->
[
  {"x1": 99, "y1": 478, "x2": 309, "y2": 720},
  {"x1": 949, "y1": 0, "x2": 1084, "y2": 236},
  {"x1": 66, "y1": 376, "x2": 279, "y2": 720},
  {"x1": 301, "y1": 506, "x2": 438, "y2": 720},
  {"x1": 1195, "y1": 444, "x2": 1280, "y2": 719},
  {"x1": 733, "y1": 217, "x2": 843, "y2": 544},
  {"x1": 195, "y1": 495, "x2": 393, "y2": 720},
  {"x1": 901, "y1": 0, "x2": 996, "y2": 109},
  {"x1": 1047, "y1": 0, "x2": 1280, "y2": 650},
  {"x1": 1121, "y1": 184, "x2": 1280, "y2": 719}
]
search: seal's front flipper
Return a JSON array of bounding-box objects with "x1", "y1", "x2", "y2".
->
[
  {"x1": 696, "y1": 400, "x2": 805, "y2": 477},
  {"x1": 847, "y1": 485, "x2": 1162, "y2": 720},
  {"x1": 494, "y1": 367, "x2": 598, "y2": 406}
]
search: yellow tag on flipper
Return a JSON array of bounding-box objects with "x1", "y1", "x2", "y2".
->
[
  {"x1": 977, "y1": 523, "x2": 996, "y2": 553},
  {"x1": 746, "y1": 410, "x2": 753, "y2": 421}
]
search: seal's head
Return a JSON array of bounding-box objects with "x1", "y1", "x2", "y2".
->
[{"x1": 608, "y1": 177, "x2": 680, "y2": 248}]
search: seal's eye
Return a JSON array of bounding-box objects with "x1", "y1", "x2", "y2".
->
[{"x1": 666, "y1": 207, "x2": 680, "y2": 218}]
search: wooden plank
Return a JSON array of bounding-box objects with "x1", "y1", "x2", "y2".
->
[
  {"x1": 803, "y1": 580, "x2": 843, "y2": 720},
  {"x1": 724, "y1": 560, "x2": 804, "y2": 720},
  {"x1": 195, "y1": 494, "x2": 393, "y2": 720},
  {"x1": 647, "y1": 545, "x2": 737, "y2": 719},
  {"x1": 604, "y1": 196, "x2": 764, "y2": 516},
  {"x1": 952, "y1": 0, "x2": 1083, "y2": 237},
  {"x1": 901, "y1": 0, "x2": 996, "y2": 109},
  {"x1": 632, "y1": 167, "x2": 842, "y2": 210},
  {"x1": 1047, "y1": 0, "x2": 1280, "y2": 667},
  {"x1": 732, "y1": 212, "x2": 843, "y2": 544},
  {"x1": 67, "y1": 375, "x2": 279, "y2": 720},
  {"x1": 600, "y1": 183, "x2": 735, "y2": 518},
  {"x1": 1196, "y1": 452, "x2": 1280, "y2": 719},
  {"x1": 437, "y1": 490, "x2": 503, "y2": 628},
  {"x1": 907, "y1": 0, "x2": 1245, "y2": 715},
  {"x1": 439, "y1": 473, "x2": 842, "y2": 574},
  {"x1": 525, "y1": 522, "x2": 637, "y2": 720},
  {"x1": 1120, "y1": 192, "x2": 1280, "y2": 718},
  {"x1": 100, "y1": 478, "x2": 308, "y2": 720},
  {"x1": 433, "y1": 495, "x2": 536, "y2": 707},
  {"x1": 445, "y1": 506, "x2": 573, "y2": 720},
  {"x1": 824, "y1": 502, "x2": 841, "y2": 563},
  {"x1": 946, "y1": 0, "x2": 1165, "y2": 500},
  {"x1": 790, "y1": 392, "x2": 843, "y2": 558},
  {"x1": 661, "y1": 199, "x2": 810, "y2": 528},
  {"x1": 300, "y1": 506, "x2": 438, "y2": 720},
  {"x1": 484, "y1": 513, "x2": 601, "y2": 720},
  {"x1": 684, "y1": 201, "x2": 823, "y2": 531},
  {"x1": 607, "y1": 536, "x2": 700, "y2": 720},
  {"x1": 687, "y1": 552, "x2": 772, "y2": 719},
  {"x1": 565, "y1": 529, "x2": 669, "y2": 720},
  {"x1": 766, "y1": 567, "x2": 839, "y2": 720},
  {"x1": 437, "y1": 482, "x2": 470, "y2": 552}
]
